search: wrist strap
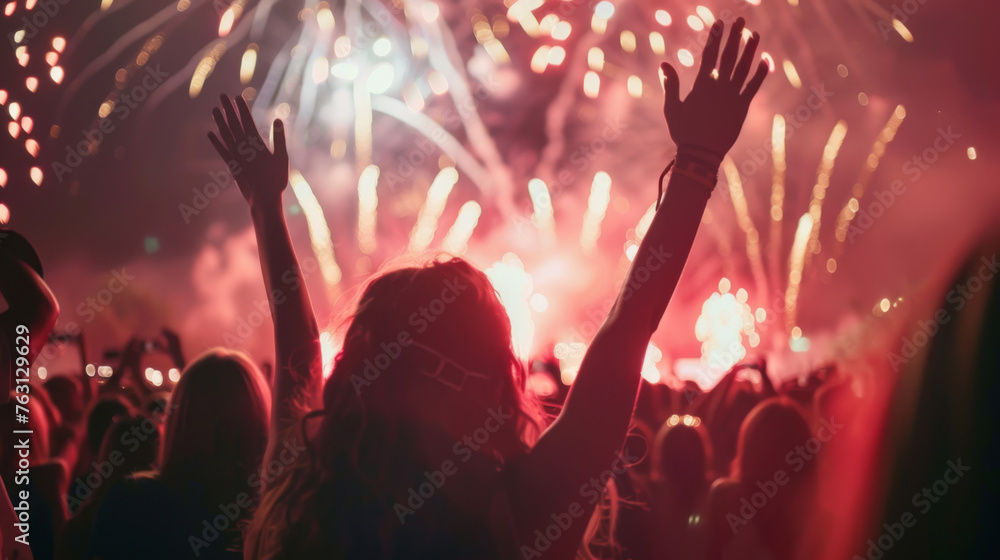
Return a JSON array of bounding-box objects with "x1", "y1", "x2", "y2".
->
[{"x1": 656, "y1": 154, "x2": 720, "y2": 210}]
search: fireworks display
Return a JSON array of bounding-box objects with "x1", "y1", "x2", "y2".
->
[{"x1": 0, "y1": 0, "x2": 992, "y2": 385}]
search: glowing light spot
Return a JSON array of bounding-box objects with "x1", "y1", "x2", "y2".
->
[
  {"x1": 0, "y1": 204, "x2": 8, "y2": 224},
  {"x1": 486, "y1": 253, "x2": 536, "y2": 359},
  {"x1": 967, "y1": 147, "x2": 977, "y2": 160},
  {"x1": 530, "y1": 45, "x2": 550, "y2": 73},
  {"x1": 316, "y1": 6, "x2": 334, "y2": 31},
  {"x1": 101, "y1": 0, "x2": 114, "y2": 10},
  {"x1": 373, "y1": 37, "x2": 392, "y2": 56},
  {"x1": 409, "y1": 167, "x2": 459, "y2": 253},
  {"x1": 736, "y1": 288, "x2": 748, "y2": 303},
  {"x1": 620, "y1": 30, "x2": 636, "y2": 53},
  {"x1": 826, "y1": 258, "x2": 837, "y2": 273},
  {"x1": 356, "y1": 165, "x2": 380, "y2": 254},
  {"x1": 892, "y1": 19, "x2": 914, "y2": 42},
  {"x1": 98, "y1": 101, "x2": 113, "y2": 118},
  {"x1": 641, "y1": 343, "x2": 663, "y2": 383},
  {"x1": 649, "y1": 32, "x2": 665, "y2": 55},
  {"x1": 441, "y1": 201, "x2": 481, "y2": 255},
  {"x1": 790, "y1": 336, "x2": 810, "y2": 352},
  {"x1": 761, "y1": 52, "x2": 775, "y2": 72},
  {"x1": 530, "y1": 293, "x2": 549, "y2": 312},
  {"x1": 0, "y1": 168, "x2": 6, "y2": 188},
  {"x1": 30, "y1": 166, "x2": 42, "y2": 185},
  {"x1": 0, "y1": 90, "x2": 5, "y2": 104},
  {"x1": 837, "y1": 64, "x2": 848, "y2": 77},
  {"x1": 583, "y1": 71, "x2": 600, "y2": 98},
  {"x1": 655, "y1": 10, "x2": 672, "y2": 26},
  {"x1": 219, "y1": 7, "x2": 236, "y2": 37},
  {"x1": 334, "y1": 36, "x2": 351, "y2": 57},
  {"x1": 755, "y1": 307, "x2": 766, "y2": 323},
  {"x1": 7, "y1": 122, "x2": 18, "y2": 138},
  {"x1": 627, "y1": 75, "x2": 642, "y2": 98},
  {"x1": 580, "y1": 171, "x2": 612, "y2": 251},
  {"x1": 587, "y1": 47, "x2": 604, "y2": 71},
  {"x1": 427, "y1": 70, "x2": 448, "y2": 94},
  {"x1": 879, "y1": 298, "x2": 891, "y2": 313},
  {"x1": 97, "y1": 366, "x2": 113, "y2": 378},
  {"x1": 168, "y1": 368, "x2": 181, "y2": 383},
  {"x1": 14, "y1": 30, "x2": 24, "y2": 44},
  {"x1": 551, "y1": 21, "x2": 571, "y2": 40},
  {"x1": 37, "y1": 367, "x2": 46, "y2": 380},
  {"x1": 421, "y1": 2, "x2": 439, "y2": 22},
  {"x1": 241, "y1": 44, "x2": 258, "y2": 84},
  {"x1": 25, "y1": 76, "x2": 37, "y2": 92},
  {"x1": 696, "y1": 287, "x2": 756, "y2": 382},
  {"x1": 50, "y1": 66, "x2": 64, "y2": 83},
  {"x1": 331, "y1": 62, "x2": 358, "y2": 80},
  {"x1": 594, "y1": 1, "x2": 614, "y2": 19},
  {"x1": 791, "y1": 326, "x2": 802, "y2": 339},
  {"x1": 782, "y1": 60, "x2": 801, "y2": 88},
  {"x1": 25, "y1": 139, "x2": 38, "y2": 157},
  {"x1": 4, "y1": 3, "x2": 14, "y2": 17},
  {"x1": 625, "y1": 242, "x2": 639, "y2": 261},
  {"x1": 687, "y1": 15, "x2": 705, "y2": 31},
  {"x1": 695, "y1": 6, "x2": 715, "y2": 24},
  {"x1": 312, "y1": 56, "x2": 329, "y2": 83},
  {"x1": 8, "y1": 102, "x2": 19, "y2": 120},
  {"x1": 678, "y1": 49, "x2": 694, "y2": 67},
  {"x1": 547, "y1": 45, "x2": 566, "y2": 65},
  {"x1": 85, "y1": 364, "x2": 96, "y2": 376},
  {"x1": 555, "y1": 342, "x2": 588, "y2": 385},
  {"x1": 858, "y1": 92, "x2": 869, "y2": 106}
]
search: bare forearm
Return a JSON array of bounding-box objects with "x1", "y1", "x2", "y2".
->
[
  {"x1": 249, "y1": 202, "x2": 321, "y2": 428},
  {"x1": 564, "y1": 169, "x2": 714, "y2": 444}
]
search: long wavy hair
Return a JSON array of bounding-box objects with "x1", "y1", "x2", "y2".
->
[
  {"x1": 158, "y1": 349, "x2": 270, "y2": 509},
  {"x1": 246, "y1": 257, "x2": 549, "y2": 559}
]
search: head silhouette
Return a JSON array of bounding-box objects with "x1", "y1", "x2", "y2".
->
[
  {"x1": 653, "y1": 421, "x2": 710, "y2": 514},
  {"x1": 248, "y1": 256, "x2": 546, "y2": 557},
  {"x1": 160, "y1": 349, "x2": 270, "y2": 494}
]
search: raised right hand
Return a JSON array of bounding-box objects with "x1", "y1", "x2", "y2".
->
[{"x1": 208, "y1": 94, "x2": 289, "y2": 208}]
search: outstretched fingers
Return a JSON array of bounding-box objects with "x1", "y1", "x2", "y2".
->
[
  {"x1": 661, "y1": 62, "x2": 681, "y2": 122},
  {"x1": 219, "y1": 94, "x2": 246, "y2": 145},
  {"x1": 235, "y1": 95, "x2": 262, "y2": 143},
  {"x1": 272, "y1": 119, "x2": 288, "y2": 169},
  {"x1": 732, "y1": 32, "x2": 760, "y2": 88},
  {"x1": 211, "y1": 107, "x2": 238, "y2": 154},
  {"x1": 697, "y1": 20, "x2": 724, "y2": 82},
  {"x1": 741, "y1": 60, "x2": 770, "y2": 101},
  {"x1": 718, "y1": 18, "x2": 746, "y2": 83},
  {"x1": 207, "y1": 131, "x2": 233, "y2": 164}
]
